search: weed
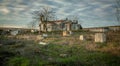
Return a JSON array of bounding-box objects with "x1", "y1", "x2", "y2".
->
[{"x1": 7, "y1": 56, "x2": 30, "y2": 66}]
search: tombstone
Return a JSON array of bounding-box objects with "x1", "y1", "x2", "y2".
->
[
  {"x1": 31, "y1": 30, "x2": 34, "y2": 33},
  {"x1": 79, "y1": 35, "x2": 85, "y2": 41},
  {"x1": 36, "y1": 35, "x2": 44, "y2": 40},
  {"x1": 69, "y1": 31, "x2": 73, "y2": 35},
  {"x1": 63, "y1": 31, "x2": 67, "y2": 36},
  {"x1": 42, "y1": 34, "x2": 48, "y2": 38},
  {"x1": 39, "y1": 41, "x2": 48, "y2": 45},
  {"x1": 63, "y1": 31, "x2": 70, "y2": 36},
  {"x1": 94, "y1": 33, "x2": 106, "y2": 43},
  {"x1": 59, "y1": 54, "x2": 67, "y2": 57},
  {"x1": 10, "y1": 30, "x2": 18, "y2": 36}
]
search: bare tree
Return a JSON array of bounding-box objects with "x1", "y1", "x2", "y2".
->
[
  {"x1": 67, "y1": 15, "x2": 79, "y2": 22},
  {"x1": 27, "y1": 20, "x2": 37, "y2": 29},
  {"x1": 32, "y1": 6, "x2": 55, "y2": 32},
  {"x1": 115, "y1": 0, "x2": 120, "y2": 23}
]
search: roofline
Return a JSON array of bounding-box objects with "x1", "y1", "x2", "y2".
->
[
  {"x1": 0, "y1": 27, "x2": 38, "y2": 30},
  {"x1": 83, "y1": 25, "x2": 120, "y2": 29}
]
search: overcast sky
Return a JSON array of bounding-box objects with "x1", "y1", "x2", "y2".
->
[{"x1": 0, "y1": 0, "x2": 119, "y2": 28}]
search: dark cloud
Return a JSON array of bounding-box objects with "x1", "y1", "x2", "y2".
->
[{"x1": 0, "y1": 0, "x2": 119, "y2": 28}]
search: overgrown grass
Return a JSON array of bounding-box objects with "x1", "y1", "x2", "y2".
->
[
  {"x1": 1, "y1": 43, "x2": 119, "y2": 66},
  {"x1": 0, "y1": 30, "x2": 120, "y2": 66},
  {"x1": 7, "y1": 56, "x2": 30, "y2": 66}
]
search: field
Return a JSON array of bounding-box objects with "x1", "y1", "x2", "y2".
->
[{"x1": 0, "y1": 30, "x2": 120, "y2": 66}]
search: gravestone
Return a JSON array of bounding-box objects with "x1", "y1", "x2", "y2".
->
[
  {"x1": 63, "y1": 31, "x2": 67, "y2": 36},
  {"x1": 10, "y1": 30, "x2": 18, "y2": 36},
  {"x1": 63, "y1": 31, "x2": 70, "y2": 36},
  {"x1": 39, "y1": 41, "x2": 48, "y2": 45},
  {"x1": 31, "y1": 30, "x2": 34, "y2": 33},
  {"x1": 36, "y1": 35, "x2": 44, "y2": 40},
  {"x1": 79, "y1": 35, "x2": 85, "y2": 41},
  {"x1": 94, "y1": 33, "x2": 106, "y2": 43},
  {"x1": 42, "y1": 34, "x2": 48, "y2": 38},
  {"x1": 69, "y1": 31, "x2": 73, "y2": 35},
  {"x1": 59, "y1": 54, "x2": 67, "y2": 57}
]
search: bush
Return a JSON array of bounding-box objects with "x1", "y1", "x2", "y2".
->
[{"x1": 7, "y1": 57, "x2": 30, "y2": 66}]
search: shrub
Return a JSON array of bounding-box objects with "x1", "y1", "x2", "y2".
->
[{"x1": 7, "y1": 56, "x2": 30, "y2": 66}]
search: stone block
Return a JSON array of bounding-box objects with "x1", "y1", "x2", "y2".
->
[
  {"x1": 36, "y1": 35, "x2": 44, "y2": 40},
  {"x1": 63, "y1": 31, "x2": 70, "y2": 36},
  {"x1": 94, "y1": 33, "x2": 106, "y2": 43},
  {"x1": 79, "y1": 35, "x2": 85, "y2": 41}
]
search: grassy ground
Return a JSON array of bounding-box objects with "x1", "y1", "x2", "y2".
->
[{"x1": 0, "y1": 31, "x2": 120, "y2": 66}]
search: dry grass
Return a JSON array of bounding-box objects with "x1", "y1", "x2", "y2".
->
[
  {"x1": 97, "y1": 43, "x2": 120, "y2": 56},
  {"x1": 0, "y1": 31, "x2": 120, "y2": 66},
  {"x1": 39, "y1": 30, "x2": 120, "y2": 56}
]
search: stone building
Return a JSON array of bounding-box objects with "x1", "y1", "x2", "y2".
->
[{"x1": 39, "y1": 19, "x2": 82, "y2": 32}]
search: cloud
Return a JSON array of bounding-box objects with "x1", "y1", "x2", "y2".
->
[
  {"x1": 0, "y1": 8, "x2": 10, "y2": 14},
  {"x1": 0, "y1": 0, "x2": 119, "y2": 28}
]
